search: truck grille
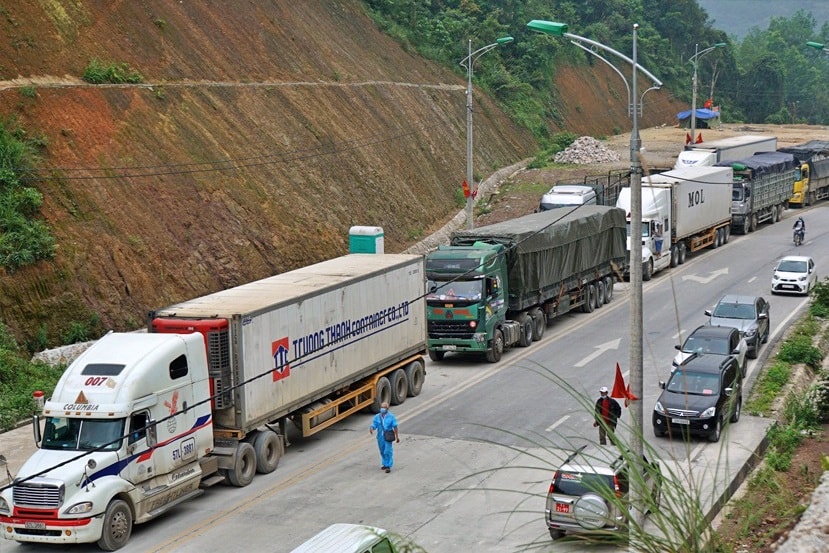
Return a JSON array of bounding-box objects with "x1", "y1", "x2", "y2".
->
[
  {"x1": 428, "y1": 320, "x2": 474, "y2": 339},
  {"x1": 13, "y1": 479, "x2": 64, "y2": 509}
]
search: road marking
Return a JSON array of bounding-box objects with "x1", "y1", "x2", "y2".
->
[
  {"x1": 545, "y1": 415, "x2": 570, "y2": 433},
  {"x1": 748, "y1": 276, "x2": 757, "y2": 283},
  {"x1": 681, "y1": 267, "x2": 729, "y2": 283},
  {"x1": 574, "y1": 338, "x2": 621, "y2": 367}
]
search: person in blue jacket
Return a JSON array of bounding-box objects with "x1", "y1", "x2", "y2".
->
[{"x1": 369, "y1": 402, "x2": 399, "y2": 473}]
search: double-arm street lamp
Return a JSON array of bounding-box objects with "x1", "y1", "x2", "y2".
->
[
  {"x1": 689, "y1": 42, "x2": 726, "y2": 144},
  {"x1": 528, "y1": 18, "x2": 662, "y2": 530},
  {"x1": 460, "y1": 36, "x2": 514, "y2": 229}
]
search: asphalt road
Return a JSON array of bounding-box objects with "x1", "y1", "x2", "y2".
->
[{"x1": 1, "y1": 206, "x2": 824, "y2": 553}]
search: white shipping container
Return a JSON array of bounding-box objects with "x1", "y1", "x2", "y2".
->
[
  {"x1": 151, "y1": 254, "x2": 426, "y2": 431},
  {"x1": 645, "y1": 166, "x2": 733, "y2": 239}
]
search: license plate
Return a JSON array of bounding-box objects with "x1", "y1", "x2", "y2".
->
[
  {"x1": 24, "y1": 521, "x2": 46, "y2": 530},
  {"x1": 555, "y1": 502, "x2": 570, "y2": 513},
  {"x1": 443, "y1": 345, "x2": 457, "y2": 351},
  {"x1": 672, "y1": 418, "x2": 690, "y2": 425}
]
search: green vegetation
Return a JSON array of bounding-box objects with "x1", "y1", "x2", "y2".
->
[
  {"x1": 0, "y1": 322, "x2": 64, "y2": 431},
  {"x1": 82, "y1": 58, "x2": 143, "y2": 84},
  {"x1": 362, "y1": 1, "x2": 829, "y2": 143},
  {"x1": 19, "y1": 86, "x2": 37, "y2": 99},
  {"x1": 0, "y1": 117, "x2": 55, "y2": 272}
]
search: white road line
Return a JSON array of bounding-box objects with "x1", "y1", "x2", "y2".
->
[{"x1": 545, "y1": 415, "x2": 570, "y2": 433}]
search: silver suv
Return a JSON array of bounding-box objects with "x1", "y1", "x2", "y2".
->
[{"x1": 545, "y1": 445, "x2": 662, "y2": 540}]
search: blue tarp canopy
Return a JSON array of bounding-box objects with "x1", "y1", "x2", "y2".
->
[{"x1": 677, "y1": 108, "x2": 721, "y2": 128}]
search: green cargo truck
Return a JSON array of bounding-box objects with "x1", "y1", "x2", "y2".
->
[{"x1": 425, "y1": 206, "x2": 627, "y2": 363}]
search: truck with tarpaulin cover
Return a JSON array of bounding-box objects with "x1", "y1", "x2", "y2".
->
[
  {"x1": 424, "y1": 206, "x2": 626, "y2": 363},
  {"x1": 0, "y1": 254, "x2": 427, "y2": 550},
  {"x1": 778, "y1": 140, "x2": 829, "y2": 207},
  {"x1": 717, "y1": 151, "x2": 797, "y2": 234}
]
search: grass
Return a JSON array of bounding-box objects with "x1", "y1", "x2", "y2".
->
[{"x1": 82, "y1": 58, "x2": 143, "y2": 84}]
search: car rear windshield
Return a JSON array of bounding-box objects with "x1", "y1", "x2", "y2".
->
[
  {"x1": 554, "y1": 471, "x2": 614, "y2": 495},
  {"x1": 684, "y1": 335, "x2": 730, "y2": 355}
]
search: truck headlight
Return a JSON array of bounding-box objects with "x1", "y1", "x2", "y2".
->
[
  {"x1": 66, "y1": 501, "x2": 94, "y2": 515},
  {"x1": 0, "y1": 496, "x2": 9, "y2": 515},
  {"x1": 700, "y1": 406, "x2": 716, "y2": 418}
]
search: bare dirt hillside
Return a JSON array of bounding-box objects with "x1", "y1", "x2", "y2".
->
[{"x1": 0, "y1": 2, "x2": 684, "y2": 344}]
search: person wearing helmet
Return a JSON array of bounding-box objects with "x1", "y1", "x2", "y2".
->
[{"x1": 593, "y1": 386, "x2": 622, "y2": 445}]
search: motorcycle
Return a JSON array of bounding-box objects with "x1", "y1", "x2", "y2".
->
[{"x1": 794, "y1": 228, "x2": 805, "y2": 246}]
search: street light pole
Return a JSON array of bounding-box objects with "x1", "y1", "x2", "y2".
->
[
  {"x1": 460, "y1": 36, "x2": 514, "y2": 230},
  {"x1": 689, "y1": 42, "x2": 726, "y2": 144}
]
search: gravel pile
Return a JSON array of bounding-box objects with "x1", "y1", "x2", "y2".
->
[{"x1": 554, "y1": 136, "x2": 620, "y2": 164}]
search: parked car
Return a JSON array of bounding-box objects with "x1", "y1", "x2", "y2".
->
[
  {"x1": 290, "y1": 523, "x2": 404, "y2": 553},
  {"x1": 771, "y1": 255, "x2": 817, "y2": 296},
  {"x1": 545, "y1": 445, "x2": 662, "y2": 540},
  {"x1": 537, "y1": 184, "x2": 597, "y2": 211},
  {"x1": 705, "y1": 295, "x2": 770, "y2": 359},
  {"x1": 653, "y1": 354, "x2": 743, "y2": 442},
  {"x1": 673, "y1": 325, "x2": 748, "y2": 377}
]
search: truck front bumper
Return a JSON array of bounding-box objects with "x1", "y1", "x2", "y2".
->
[
  {"x1": 1, "y1": 513, "x2": 103, "y2": 545},
  {"x1": 428, "y1": 334, "x2": 488, "y2": 353}
]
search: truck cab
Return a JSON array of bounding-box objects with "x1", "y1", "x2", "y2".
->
[
  {"x1": 425, "y1": 243, "x2": 512, "y2": 363},
  {"x1": 0, "y1": 332, "x2": 213, "y2": 550},
  {"x1": 616, "y1": 187, "x2": 673, "y2": 280}
]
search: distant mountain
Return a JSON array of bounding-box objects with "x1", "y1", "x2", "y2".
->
[{"x1": 698, "y1": 0, "x2": 829, "y2": 39}]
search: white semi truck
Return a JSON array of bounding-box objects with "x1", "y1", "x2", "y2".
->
[
  {"x1": 0, "y1": 254, "x2": 427, "y2": 550},
  {"x1": 674, "y1": 135, "x2": 777, "y2": 170},
  {"x1": 616, "y1": 166, "x2": 733, "y2": 280}
]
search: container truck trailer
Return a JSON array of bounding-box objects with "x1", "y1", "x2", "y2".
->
[
  {"x1": 0, "y1": 254, "x2": 427, "y2": 550},
  {"x1": 616, "y1": 166, "x2": 733, "y2": 280},
  {"x1": 425, "y1": 206, "x2": 626, "y2": 363},
  {"x1": 674, "y1": 135, "x2": 777, "y2": 170}
]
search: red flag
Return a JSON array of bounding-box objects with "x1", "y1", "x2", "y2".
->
[
  {"x1": 695, "y1": 132, "x2": 704, "y2": 144},
  {"x1": 685, "y1": 132, "x2": 692, "y2": 145},
  {"x1": 461, "y1": 179, "x2": 471, "y2": 198},
  {"x1": 611, "y1": 362, "x2": 628, "y2": 399}
]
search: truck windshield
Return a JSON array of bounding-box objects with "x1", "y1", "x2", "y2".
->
[
  {"x1": 42, "y1": 416, "x2": 125, "y2": 451},
  {"x1": 426, "y1": 279, "x2": 482, "y2": 301},
  {"x1": 625, "y1": 223, "x2": 650, "y2": 238},
  {"x1": 732, "y1": 185, "x2": 745, "y2": 202}
]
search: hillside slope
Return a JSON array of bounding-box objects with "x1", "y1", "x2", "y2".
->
[{"x1": 0, "y1": 1, "x2": 682, "y2": 344}]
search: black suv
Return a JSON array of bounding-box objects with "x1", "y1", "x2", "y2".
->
[
  {"x1": 652, "y1": 354, "x2": 742, "y2": 442},
  {"x1": 545, "y1": 445, "x2": 662, "y2": 540}
]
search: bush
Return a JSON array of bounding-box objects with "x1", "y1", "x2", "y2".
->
[
  {"x1": 82, "y1": 58, "x2": 143, "y2": 84},
  {"x1": 778, "y1": 334, "x2": 823, "y2": 369}
]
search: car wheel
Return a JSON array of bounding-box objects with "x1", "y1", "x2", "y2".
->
[
  {"x1": 730, "y1": 396, "x2": 742, "y2": 423},
  {"x1": 549, "y1": 529, "x2": 565, "y2": 540},
  {"x1": 708, "y1": 417, "x2": 722, "y2": 443},
  {"x1": 747, "y1": 342, "x2": 758, "y2": 359}
]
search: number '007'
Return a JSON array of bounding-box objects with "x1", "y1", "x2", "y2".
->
[{"x1": 85, "y1": 377, "x2": 108, "y2": 386}]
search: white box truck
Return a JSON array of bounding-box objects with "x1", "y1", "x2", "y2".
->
[
  {"x1": 0, "y1": 254, "x2": 426, "y2": 550},
  {"x1": 616, "y1": 166, "x2": 733, "y2": 280},
  {"x1": 674, "y1": 135, "x2": 777, "y2": 170}
]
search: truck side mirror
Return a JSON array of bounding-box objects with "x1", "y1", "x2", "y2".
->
[
  {"x1": 32, "y1": 414, "x2": 42, "y2": 446},
  {"x1": 146, "y1": 420, "x2": 158, "y2": 447}
]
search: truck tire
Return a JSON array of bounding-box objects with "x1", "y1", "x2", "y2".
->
[
  {"x1": 750, "y1": 214, "x2": 758, "y2": 232},
  {"x1": 582, "y1": 284, "x2": 595, "y2": 313},
  {"x1": 595, "y1": 280, "x2": 605, "y2": 307},
  {"x1": 485, "y1": 329, "x2": 504, "y2": 363},
  {"x1": 603, "y1": 276, "x2": 613, "y2": 303},
  {"x1": 97, "y1": 499, "x2": 133, "y2": 551},
  {"x1": 517, "y1": 315, "x2": 533, "y2": 347},
  {"x1": 370, "y1": 377, "x2": 392, "y2": 413},
  {"x1": 228, "y1": 442, "x2": 257, "y2": 487},
  {"x1": 711, "y1": 229, "x2": 720, "y2": 249},
  {"x1": 770, "y1": 206, "x2": 777, "y2": 223},
  {"x1": 253, "y1": 430, "x2": 282, "y2": 474},
  {"x1": 643, "y1": 259, "x2": 653, "y2": 281},
  {"x1": 389, "y1": 368, "x2": 408, "y2": 405},
  {"x1": 678, "y1": 244, "x2": 687, "y2": 264},
  {"x1": 741, "y1": 217, "x2": 750, "y2": 235},
  {"x1": 670, "y1": 246, "x2": 679, "y2": 268},
  {"x1": 530, "y1": 309, "x2": 546, "y2": 341},
  {"x1": 405, "y1": 360, "x2": 425, "y2": 397},
  {"x1": 427, "y1": 349, "x2": 444, "y2": 362},
  {"x1": 723, "y1": 226, "x2": 730, "y2": 244}
]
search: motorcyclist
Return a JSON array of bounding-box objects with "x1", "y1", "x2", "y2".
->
[{"x1": 793, "y1": 217, "x2": 806, "y2": 244}]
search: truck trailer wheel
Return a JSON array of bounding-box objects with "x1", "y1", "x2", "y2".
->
[
  {"x1": 603, "y1": 276, "x2": 613, "y2": 303},
  {"x1": 253, "y1": 430, "x2": 282, "y2": 474},
  {"x1": 582, "y1": 284, "x2": 595, "y2": 313},
  {"x1": 370, "y1": 377, "x2": 392, "y2": 413},
  {"x1": 97, "y1": 499, "x2": 133, "y2": 551},
  {"x1": 770, "y1": 206, "x2": 778, "y2": 223},
  {"x1": 485, "y1": 329, "x2": 504, "y2": 363},
  {"x1": 517, "y1": 315, "x2": 533, "y2": 347},
  {"x1": 670, "y1": 246, "x2": 679, "y2": 268},
  {"x1": 405, "y1": 360, "x2": 425, "y2": 397},
  {"x1": 595, "y1": 280, "x2": 605, "y2": 307},
  {"x1": 750, "y1": 214, "x2": 758, "y2": 232},
  {"x1": 228, "y1": 442, "x2": 257, "y2": 487},
  {"x1": 741, "y1": 218, "x2": 750, "y2": 235},
  {"x1": 678, "y1": 244, "x2": 687, "y2": 264},
  {"x1": 390, "y1": 368, "x2": 408, "y2": 405},
  {"x1": 529, "y1": 309, "x2": 546, "y2": 341}
]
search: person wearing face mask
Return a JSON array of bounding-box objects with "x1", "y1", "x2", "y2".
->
[
  {"x1": 369, "y1": 401, "x2": 399, "y2": 473},
  {"x1": 593, "y1": 386, "x2": 621, "y2": 445}
]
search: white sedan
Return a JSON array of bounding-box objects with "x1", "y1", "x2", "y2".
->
[{"x1": 771, "y1": 255, "x2": 817, "y2": 296}]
